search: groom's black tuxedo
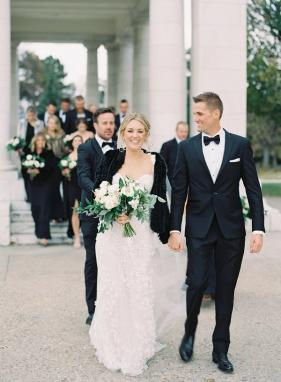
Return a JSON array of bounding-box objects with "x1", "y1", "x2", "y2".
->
[
  {"x1": 171, "y1": 131, "x2": 265, "y2": 237},
  {"x1": 171, "y1": 129, "x2": 264, "y2": 354},
  {"x1": 77, "y1": 138, "x2": 111, "y2": 316}
]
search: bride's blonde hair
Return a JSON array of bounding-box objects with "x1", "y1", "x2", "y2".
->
[{"x1": 119, "y1": 113, "x2": 150, "y2": 136}]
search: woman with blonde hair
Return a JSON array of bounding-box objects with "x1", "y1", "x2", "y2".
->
[
  {"x1": 27, "y1": 132, "x2": 57, "y2": 246},
  {"x1": 87, "y1": 113, "x2": 170, "y2": 376}
]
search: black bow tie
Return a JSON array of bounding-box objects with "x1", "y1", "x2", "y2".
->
[
  {"x1": 102, "y1": 141, "x2": 114, "y2": 148},
  {"x1": 203, "y1": 135, "x2": 220, "y2": 146}
]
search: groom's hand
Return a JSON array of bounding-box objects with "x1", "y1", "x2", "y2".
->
[
  {"x1": 168, "y1": 232, "x2": 184, "y2": 252},
  {"x1": 250, "y1": 233, "x2": 263, "y2": 253}
]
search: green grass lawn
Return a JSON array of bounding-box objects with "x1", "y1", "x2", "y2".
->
[{"x1": 261, "y1": 183, "x2": 281, "y2": 196}]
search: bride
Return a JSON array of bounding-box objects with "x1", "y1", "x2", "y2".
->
[{"x1": 89, "y1": 113, "x2": 170, "y2": 376}]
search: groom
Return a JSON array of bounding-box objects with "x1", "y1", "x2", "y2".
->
[
  {"x1": 169, "y1": 92, "x2": 264, "y2": 373},
  {"x1": 77, "y1": 108, "x2": 116, "y2": 325}
]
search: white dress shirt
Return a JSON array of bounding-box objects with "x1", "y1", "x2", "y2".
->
[
  {"x1": 120, "y1": 113, "x2": 126, "y2": 124},
  {"x1": 95, "y1": 135, "x2": 114, "y2": 154},
  {"x1": 59, "y1": 109, "x2": 67, "y2": 123},
  {"x1": 202, "y1": 128, "x2": 225, "y2": 183}
]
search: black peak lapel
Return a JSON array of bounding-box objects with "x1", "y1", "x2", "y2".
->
[{"x1": 91, "y1": 138, "x2": 103, "y2": 155}]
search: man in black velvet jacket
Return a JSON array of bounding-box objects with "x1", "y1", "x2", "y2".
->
[
  {"x1": 169, "y1": 92, "x2": 265, "y2": 373},
  {"x1": 77, "y1": 108, "x2": 116, "y2": 325}
]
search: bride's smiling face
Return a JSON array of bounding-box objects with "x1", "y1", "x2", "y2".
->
[{"x1": 122, "y1": 120, "x2": 148, "y2": 151}]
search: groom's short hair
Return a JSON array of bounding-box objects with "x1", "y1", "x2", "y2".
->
[
  {"x1": 193, "y1": 92, "x2": 223, "y2": 118},
  {"x1": 93, "y1": 107, "x2": 115, "y2": 123}
]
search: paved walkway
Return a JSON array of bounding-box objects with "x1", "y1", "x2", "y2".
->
[{"x1": 1, "y1": 233, "x2": 281, "y2": 382}]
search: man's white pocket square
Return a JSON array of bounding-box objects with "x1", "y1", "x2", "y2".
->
[{"x1": 229, "y1": 158, "x2": 240, "y2": 163}]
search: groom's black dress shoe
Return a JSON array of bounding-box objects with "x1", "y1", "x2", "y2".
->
[
  {"x1": 85, "y1": 313, "x2": 94, "y2": 325},
  {"x1": 212, "y1": 352, "x2": 234, "y2": 373},
  {"x1": 179, "y1": 335, "x2": 194, "y2": 362}
]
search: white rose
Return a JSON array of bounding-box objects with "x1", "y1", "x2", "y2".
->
[
  {"x1": 40, "y1": 162, "x2": 45, "y2": 168},
  {"x1": 121, "y1": 185, "x2": 134, "y2": 197},
  {"x1": 26, "y1": 155, "x2": 33, "y2": 160},
  {"x1": 107, "y1": 184, "x2": 119, "y2": 195},
  {"x1": 34, "y1": 161, "x2": 40, "y2": 168},
  {"x1": 14, "y1": 138, "x2": 20, "y2": 145},
  {"x1": 100, "y1": 181, "x2": 109, "y2": 190},
  {"x1": 95, "y1": 189, "x2": 107, "y2": 201},
  {"x1": 104, "y1": 195, "x2": 119, "y2": 210},
  {"x1": 69, "y1": 161, "x2": 77, "y2": 169},
  {"x1": 129, "y1": 199, "x2": 139, "y2": 210},
  {"x1": 60, "y1": 159, "x2": 68, "y2": 167}
]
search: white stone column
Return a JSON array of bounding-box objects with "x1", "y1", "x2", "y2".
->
[
  {"x1": 191, "y1": 0, "x2": 247, "y2": 136},
  {"x1": 149, "y1": 0, "x2": 185, "y2": 150},
  {"x1": 0, "y1": 0, "x2": 18, "y2": 245},
  {"x1": 86, "y1": 42, "x2": 99, "y2": 106},
  {"x1": 133, "y1": 15, "x2": 149, "y2": 116},
  {"x1": 0, "y1": 0, "x2": 13, "y2": 171},
  {"x1": 107, "y1": 44, "x2": 119, "y2": 109},
  {"x1": 11, "y1": 40, "x2": 19, "y2": 137},
  {"x1": 116, "y1": 35, "x2": 134, "y2": 106}
]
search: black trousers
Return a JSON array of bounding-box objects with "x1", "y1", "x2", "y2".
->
[
  {"x1": 81, "y1": 219, "x2": 99, "y2": 315},
  {"x1": 185, "y1": 217, "x2": 245, "y2": 353}
]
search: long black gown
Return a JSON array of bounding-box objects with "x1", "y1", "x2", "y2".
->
[
  {"x1": 29, "y1": 150, "x2": 57, "y2": 239},
  {"x1": 43, "y1": 133, "x2": 67, "y2": 221},
  {"x1": 21, "y1": 122, "x2": 37, "y2": 202}
]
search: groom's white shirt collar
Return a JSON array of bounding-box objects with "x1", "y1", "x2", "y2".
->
[
  {"x1": 95, "y1": 134, "x2": 113, "y2": 154},
  {"x1": 95, "y1": 134, "x2": 113, "y2": 146}
]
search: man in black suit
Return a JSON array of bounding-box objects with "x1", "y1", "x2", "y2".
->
[
  {"x1": 38, "y1": 101, "x2": 57, "y2": 126},
  {"x1": 77, "y1": 108, "x2": 116, "y2": 325},
  {"x1": 56, "y1": 98, "x2": 71, "y2": 132},
  {"x1": 114, "y1": 99, "x2": 129, "y2": 140},
  {"x1": 65, "y1": 95, "x2": 93, "y2": 134},
  {"x1": 169, "y1": 92, "x2": 264, "y2": 373},
  {"x1": 160, "y1": 121, "x2": 189, "y2": 188}
]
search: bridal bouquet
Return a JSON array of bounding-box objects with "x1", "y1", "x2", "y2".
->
[
  {"x1": 6, "y1": 136, "x2": 26, "y2": 151},
  {"x1": 58, "y1": 156, "x2": 77, "y2": 180},
  {"x1": 78, "y1": 177, "x2": 164, "y2": 237},
  {"x1": 22, "y1": 154, "x2": 45, "y2": 179}
]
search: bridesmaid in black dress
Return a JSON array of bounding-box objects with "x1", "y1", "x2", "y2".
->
[
  {"x1": 61, "y1": 135, "x2": 83, "y2": 248},
  {"x1": 43, "y1": 115, "x2": 66, "y2": 222},
  {"x1": 28, "y1": 132, "x2": 57, "y2": 246},
  {"x1": 17, "y1": 106, "x2": 44, "y2": 202}
]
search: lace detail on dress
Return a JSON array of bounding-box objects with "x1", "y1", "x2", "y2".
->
[{"x1": 90, "y1": 155, "x2": 164, "y2": 376}]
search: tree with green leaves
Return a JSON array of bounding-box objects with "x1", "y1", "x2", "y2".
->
[
  {"x1": 19, "y1": 51, "x2": 44, "y2": 106},
  {"x1": 19, "y1": 52, "x2": 75, "y2": 114},
  {"x1": 247, "y1": 0, "x2": 281, "y2": 168}
]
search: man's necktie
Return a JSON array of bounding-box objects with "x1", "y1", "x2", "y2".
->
[
  {"x1": 203, "y1": 135, "x2": 220, "y2": 146},
  {"x1": 102, "y1": 141, "x2": 114, "y2": 148}
]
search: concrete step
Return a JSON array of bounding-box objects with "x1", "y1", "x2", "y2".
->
[
  {"x1": 11, "y1": 221, "x2": 68, "y2": 234},
  {"x1": 10, "y1": 233, "x2": 73, "y2": 245},
  {"x1": 10, "y1": 200, "x2": 71, "y2": 245}
]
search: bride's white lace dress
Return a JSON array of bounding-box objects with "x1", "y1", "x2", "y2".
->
[{"x1": 90, "y1": 163, "x2": 164, "y2": 376}]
